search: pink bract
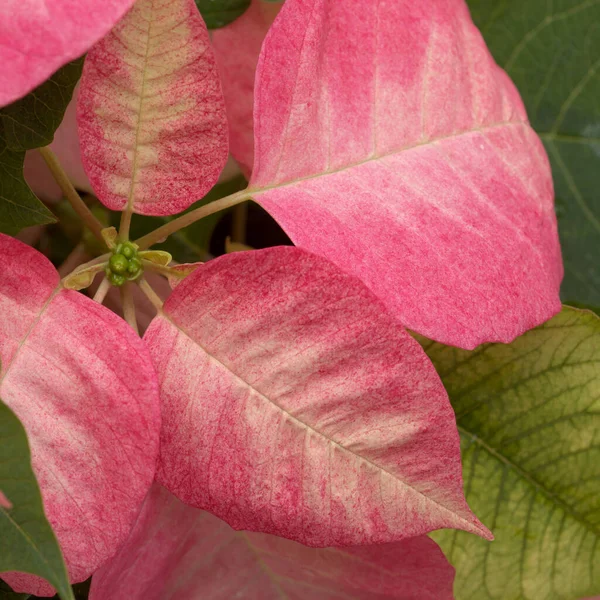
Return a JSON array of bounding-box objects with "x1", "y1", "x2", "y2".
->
[
  {"x1": 0, "y1": 0, "x2": 136, "y2": 107},
  {"x1": 77, "y1": 0, "x2": 229, "y2": 216},
  {"x1": 213, "y1": 0, "x2": 282, "y2": 176},
  {"x1": 248, "y1": 0, "x2": 563, "y2": 349},
  {"x1": 144, "y1": 246, "x2": 491, "y2": 546},
  {"x1": 90, "y1": 483, "x2": 456, "y2": 600},
  {"x1": 0, "y1": 235, "x2": 161, "y2": 596}
]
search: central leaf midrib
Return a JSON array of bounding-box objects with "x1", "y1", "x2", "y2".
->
[
  {"x1": 249, "y1": 120, "x2": 529, "y2": 196},
  {"x1": 125, "y1": 0, "x2": 156, "y2": 212},
  {"x1": 457, "y1": 424, "x2": 600, "y2": 539},
  {"x1": 163, "y1": 315, "x2": 486, "y2": 534}
]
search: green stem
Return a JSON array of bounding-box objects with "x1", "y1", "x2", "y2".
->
[
  {"x1": 63, "y1": 252, "x2": 111, "y2": 281},
  {"x1": 120, "y1": 283, "x2": 139, "y2": 335},
  {"x1": 231, "y1": 201, "x2": 248, "y2": 244},
  {"x1": 134, "y1": 189, "x2": 251, "y2": 250},
  {"x1": 38, "y1": 147, "x2": 105, "y2": 243},
  {"x1": 119, "y1": 207, "x2": 133, "y2": 243}
]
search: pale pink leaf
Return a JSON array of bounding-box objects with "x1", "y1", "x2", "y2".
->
[
  {"x1": 248, "y1": 0, "x2": 563, "y2": 349},
  {"x1": 77, "y1": 0, "x2": 228, "y2": 215},
  {"x1": 0, "y1": 234, "x2": 161, "y2": 596},
  {"x1": 0, "y1": 0, "x2": 136, "y2": 107},
  {"x1": 212, "y1": 0, "x2": 282, "y2": 175},
  {"x1": 144, "y1": 246, "x2": 491, "y2": 546},
  {"x1": 90, "y1": 483, "x2": 455, "y2": 600}
]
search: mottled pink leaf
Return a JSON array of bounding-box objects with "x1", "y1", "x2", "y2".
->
[
  {"x1": 78, "y1": 0, "x2": 228, "y2": 215},
  {"x1": 248, "y1": 0, "x2": 563, "y2": 349},
  {"x1": 90, "y1": 483, "x2": 455, "y2": 600},
  {"x1": 0, "y1": 0, "x2": 136, "y2": 107},
  {"x1": 144, "y1": 246, "x2": 491, "y2": 546},
  {"x1": 0, "y1": 234, "x2": 160, "y2": 596},
  {"x1": 213, "y1": 0, "x2": 282, "y2": 175}
]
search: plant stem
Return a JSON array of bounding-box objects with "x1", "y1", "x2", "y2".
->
[
  {"x1": 135, "y1": 189, "x2": 251, "y2": 250},
  {"x1": 93, "y1": 277, "x2": 111, "y2": 304},
  {"x1": 120, "y1": 284, "x2": 139, "y2": 335},
  {"x1": 63, "y1": 252, "x2": 110, "y2": 281},
  {"x1": 137, "y1": 278, "x2": 164, "y2": 312},
  {"x1": 231, "y1": 202, "x2": 248, "y2": 244},
  {"x1": 119, "y1": 208, "x2": 133, "y2": 242},
  {"x1": 38, "y1": 146, "x2": 105, "y2": 243}
]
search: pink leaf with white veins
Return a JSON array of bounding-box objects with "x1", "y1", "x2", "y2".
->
[
  {"x1": 213, "y1": 0, "x2": 282, "y2": 175},
  {"x1": 0, "y1": 0, "x2": 136, "y2": 107},
  {"x1": 77, "y1": 0, "x2": 228, "y2": 216},
  {"x1": 90, "y1": 483, "x2": 455, "y2": 600},
  {"x1": 248, "y1": 0, "x2": 563, "y2": 349},
  {"x1": 144, "y1": 246, "x2": 491, "y2": 547},
  {"x1": 0, "y1": 234, "x2": 160, "y2": 596}
]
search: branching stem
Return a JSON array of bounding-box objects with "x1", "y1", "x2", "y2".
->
[
  {"x1": 64, "y1": 252, "x2": 111, "y2": 282},
  {"x1": 135, "y1": 189, "x2": 252, "y2": 250},
  {"x1": 231, "y1": 201, "x2": 248, "y2": 244},
  {"x1": 38, "y1": 146, "x2": 105, "y2": 243},
  {"x1": 119, "y1": 208, "x2": 133, "y2": 243}
]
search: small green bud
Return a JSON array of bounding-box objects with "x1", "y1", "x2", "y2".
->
[
  {"x1": 120, "y1": 242, "x2": 138, "y2": 259},
  {"x1": 108, "y1": 272, "x2": 126, "y2": 287},
  {"x1": 109, "y1": 253, "x2": 129, "y2": 274},
  {"x1": 127, "y1": 257, "x2": 142, "y2": 274}
]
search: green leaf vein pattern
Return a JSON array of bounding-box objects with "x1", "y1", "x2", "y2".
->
[{"x1": 420, "y1": 307, "x2": 600, "y2": 600}]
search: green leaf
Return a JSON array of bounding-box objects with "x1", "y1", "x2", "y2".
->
[
  {"x1": 0, "y1": 58, "x2": 83, "y2": 152},
  {"x1": 418, "y1": 307, "x2": 600, "y2": 600},
  {"x1": 467, "y1": 0, "x2": 600, "y2": 311},
  {"x1": 0, "y1": 59, "x2": 82, "y2": 235},
  {"x1": 194, "y1": 0, "x2": 251, "y2": 28},
  {"x1": 0, "y1": 143, "x2": 55, "y2": 235},
  {"x1": 0, "y1": 398, "x2": 74, "y2": 600}
]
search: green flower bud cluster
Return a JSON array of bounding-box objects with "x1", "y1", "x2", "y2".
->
[{"x1": 105, "y1": 242, "x2": 143, "y2": 287}]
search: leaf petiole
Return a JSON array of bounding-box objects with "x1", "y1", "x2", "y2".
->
[
  {"x1": 134, "y1": 189, "x2": 252, "y2": 250},
  {"x1": 38, "y1": 147, "x2": 105, "y2": 243},
  {"x1": 120, "y1": 283, "x2": 139, "y2": 335}
]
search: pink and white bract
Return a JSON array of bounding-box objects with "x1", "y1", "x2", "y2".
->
[
  {"x1": 144, "y1": 247, "x2": 491, "y2": 546},
  {"x1": 89, "y1": 483, "x2": 456, "y2": 600},
  {"x1": 0, "y1": 0, "x2": 137, "y2": 107},
  {"x1": 247, "y1": 0, "x2": 563, "y2": 349},
  {"x1": 0, "y1": 235, "x2": 161, "y2": 596},
  {"x1": 0, "y1": 0, "x2": 569, "y2": 596},
  {"x1": 77, "y1": 0, "x2": 229, "y2": 216}
]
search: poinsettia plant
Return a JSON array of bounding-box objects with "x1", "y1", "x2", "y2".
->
[{"x1": 1, "y1": 0, "x2": 598, "y2": 599}]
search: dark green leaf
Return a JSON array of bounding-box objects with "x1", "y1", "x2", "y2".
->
[
  {"x1": 0, "y1": 143, "x2": 55, "y2": 235},
  {"x1": 0, "y1": 397, "x2": 74, "y2": 600},
  {"x1": 419, "y1": 306, "x2": 600, "y2": 600},
  {"x1": 195, "y1": 0, "x2": 251, "y2": 28},
  {"x1": 0, "y1": 59, "x2": 82, "y2": 234},
  {"x1": 467, "y1": 0, "x2": 600, "y2": 312},
  {"x1": 0, "y1": 58, "x2": 83, "y2": 152}
]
